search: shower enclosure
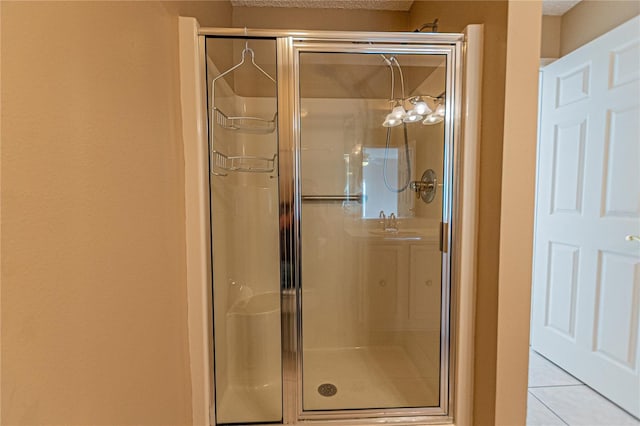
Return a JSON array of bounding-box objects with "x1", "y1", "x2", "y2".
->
[{"x1": 203, "y1": 28, "x2": 462, "y2": 426}]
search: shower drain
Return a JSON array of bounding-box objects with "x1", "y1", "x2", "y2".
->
[{"x1": 317, "y1": 383, "x2": 338, "y2": 397}]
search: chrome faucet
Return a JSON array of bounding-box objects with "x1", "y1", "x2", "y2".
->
[
  {"x1": 379, "y1": 210, "x2": 398, "y2": 232},
  {"x1": 379, "y1": 210, "x2": 387, "y2": 230},
  {"x1": 388, "y1": 213, "x2": 397, "y2": 231}
]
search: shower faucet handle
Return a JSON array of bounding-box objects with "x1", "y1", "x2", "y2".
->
[
  {"x1": 410, "y1": 181, "x2": 430, "y2": 198},
  {"x1": 411, "y1": 169, "x2": 438, "y2": 204}
]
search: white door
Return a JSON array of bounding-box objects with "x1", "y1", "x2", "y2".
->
[{"x1": 531, "y1": 16, "x2": 640, "y2": 417}]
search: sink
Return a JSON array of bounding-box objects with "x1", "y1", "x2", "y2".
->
[
  {"x1": 344, "y1": 226, "x2": 438, "y2": 242},
  {"x1": 368, "y1": 229, "x2": 422, "y2": 239}
]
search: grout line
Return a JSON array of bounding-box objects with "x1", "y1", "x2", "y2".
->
[
  {"x1": 570, "y1": 383, "x2": 640, "y2": 422},
  {"x1": 529, "y1": 350, "x2": 640, "y2": 423},
  {"x1": 528, "y1": 390, "x2": 570, "y2": 426}
]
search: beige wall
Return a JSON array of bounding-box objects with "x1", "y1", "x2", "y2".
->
[
  {"x1": 495, "y1": 1, "x2": 542, "y2": 424},
  {"x1": 232, "y1": 6, "x2": 408, "y2": 30},
  {"x1": 408, "y1": 2, "x2": 509, "y2": 425},
  {"x1": 541, "y1": 15, "x2": 561, "y2": 58},
  {"x1": 560, "y1": 0, "x2": 640, "y2": 56},
  {"x1": 541, "y1": 0, "x2": 640, "y2": 59},
  {"x1": 0, "y1": 2, "x2": 231, "y2": 425}
]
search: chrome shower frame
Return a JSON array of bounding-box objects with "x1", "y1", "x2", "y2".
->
[{"x1": 199, "y1": 27, "x2": 465, "y2": 426}]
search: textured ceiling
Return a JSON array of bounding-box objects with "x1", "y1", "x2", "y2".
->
[
  {"x1": 232, "y1": 0, "x2": 579, "y2": 15},
  {"x1": 542, "y1": 0, "x2": 581, "y2": 15},
  {"x1": 230, "y1": 0, "x2": 415, "y2": 11}
]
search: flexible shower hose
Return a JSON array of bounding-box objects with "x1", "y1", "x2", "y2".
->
[{"x1": 383, "y1": 122, "x2": 411, "y2": 193}]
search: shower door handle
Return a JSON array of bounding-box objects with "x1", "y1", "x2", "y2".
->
[{"x1": 440, "y1": 222, "x2": 449, "y2": 253}]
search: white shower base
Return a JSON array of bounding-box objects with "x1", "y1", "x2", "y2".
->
[
  {"x1": 303, "y1": 345, "x2": 438, "y2": 410},
  {"x1": 217, "y1": 382, "x2": 282, "y2": 424},
  {"x1": 217, "y1": 345, "x2": 438, "y2": 424}
]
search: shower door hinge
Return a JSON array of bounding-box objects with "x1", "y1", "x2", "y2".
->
[{"x1": 440, "y1": 222, "x2": 449, "y2": 253}]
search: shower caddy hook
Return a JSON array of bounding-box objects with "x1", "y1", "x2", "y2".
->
[{"x1": 210, "y1": 35, "x2": 278, "y2": 177}]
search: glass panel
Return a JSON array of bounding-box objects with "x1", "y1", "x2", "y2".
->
[
  {"x1": 299, "y1": 51, "x2": 447, "y2": 411},
  {"x1": 206, "y1": 37, "x2": 282, "y2": 424}
]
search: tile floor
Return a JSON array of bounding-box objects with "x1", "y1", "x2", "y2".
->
[{"x1": 527, "y1": 349, "x2": 640, "y2": 426}]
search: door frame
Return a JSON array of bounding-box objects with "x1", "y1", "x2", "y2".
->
[
  {"x1": 178, "y1": 18, "x2": 483, "y2": 426},
  {"x1": 494, "y1": 3, "x2": 542, "y2": 425},
  {"x1": 281, "y1": 39, "x2": 460, "y2": 423}
]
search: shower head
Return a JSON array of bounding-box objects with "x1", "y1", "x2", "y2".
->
[
  {"x1": 414, "y1": 18, "x2": 439, "y2": 33},
  {"x1": 381, "y1": 57, "x2": 408, "y2": 127}
]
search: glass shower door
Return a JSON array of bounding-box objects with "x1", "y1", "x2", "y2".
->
[
  {"x1": 296, "y1": 48, "x2": 452, "y2": 416},
  {"x1": 206, "y1": 36, "x2": 282, "y2": 425}
]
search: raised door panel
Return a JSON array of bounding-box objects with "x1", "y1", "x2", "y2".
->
[
  {"x1": 602, "y1": 106, "x2": 640, "y2": 218},
  {"x1": 551, "y1": 120, "x2": 587, "y2": 215},
  {"x1": 545, "y1": 242, "x2": 580, "y2": 339},
  {"x1": 594, "y1": 251, "x2": 640, "y2": 370},
  {"x1": 556, "y1": 64, "x2": 591, "y2": 108},
  {"x1": 610, "y1": 40, "x2": 640, "y2": 89}
]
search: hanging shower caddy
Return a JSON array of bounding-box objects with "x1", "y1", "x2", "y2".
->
[
  {"x1": 213, "y1": 108, "x2": 277, "y2": 134},
  {"x1": 210, "y1": 150, "x2": 277, "y2": 176},
  {"x1": 210, "y1": 42, "x2": 277, "y2": 176}
]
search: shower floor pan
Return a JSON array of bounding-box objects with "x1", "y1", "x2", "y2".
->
[
  {"x1": 217, "y1": 345, "x2": 439, "y2": 423},
  {"x1": 217, "y1": 382, "x2": 282, "y2": 424},
  {"x1": 303, "y1": 345, "x2": 438, "y2": 411}
]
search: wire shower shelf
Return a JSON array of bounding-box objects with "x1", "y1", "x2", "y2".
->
[
  {"x1": 213, "y1": 107, "x2": 277, "y2": 134},
  {"x1": 211, "y1": 150, "x2": 277, "y2": 175}
]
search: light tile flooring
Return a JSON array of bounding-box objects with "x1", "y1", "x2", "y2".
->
[{"x1": 527, "y1": 349, "x2": 640, "y2": 426}]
